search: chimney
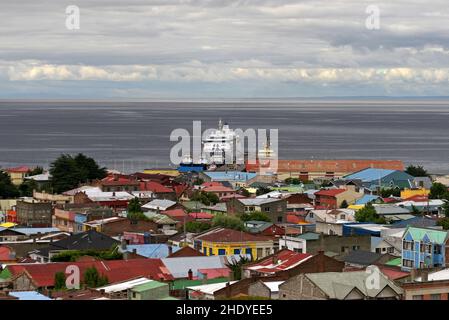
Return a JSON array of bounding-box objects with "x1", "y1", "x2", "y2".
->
[
  {"x1": 410, "y1": 269, "x2": 416, "y2": 282},
  {"x1": 422, "y1": 271, "x2": 429, "y2": 282},
  {"x1": 225, "y1": 282, "x2": 231, "y2": 298},
  {"x1": 187, "y1": 269, "x2": 193, "y2": 280},
  {"x1": 120, "y1": 238, "x2": 127, "y2": 250},
  {"x1": 168, "y1": 245, "x2": 173, "y2": 255}
]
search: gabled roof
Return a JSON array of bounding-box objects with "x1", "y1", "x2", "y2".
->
[
  {"x1": 33, "y1": 230, "x2": 119, "y2": 257},
  {"x1": 139, "y1": 181, "x2": 174, "y2": 193},
  {"x1": 7, "y1": 259, "x2": 173, "y2": 287},
  {"x1": 124, "y1": 244, "x2": 181, "y2": 258},
  {"x1": 161, "y1": 255, "x2": 244, "y2": 279},
  {"x1": 304, "y1": 270, "x2": 403, "y2": 299},
  {"x1": 142, "y1": 199, "x2": 177, "y2": 211},
  {"x1": 403, "y1": 226, "x2": 448, "y2": 244},
  {"x1": 314, "y1": 189, "x2": 346, "y2": 197},
  {"x1": 167, "y1": 246, "x2": 205, "y2": 258},
  {"x1": 245, "y1": 249, "x2": 312, "y2": 274},
  {"x1": 100, "y1": 174, "x2": 139, "y2": 186}
]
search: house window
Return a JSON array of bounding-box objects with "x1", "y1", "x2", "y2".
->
[
  {"x1": 340, "y1": 214, "x2": 346, "y2": 220},
  {"x1": 434, "y1": 245, "x2": 442, "y2": 254},
  {"x1": 402, "y1": 259, "x2": 413, "y2": 268},
  {"x1": 277, "y1": 216, "x2": 283, "y2": 223},
  {"x1": 341, "y1": 246, "x2": 349, "y2": 253},
  {"x1": 245, "y1": 248, "x2": 252, "y2": 255},
  {"x1": 376, "y1": 248, "x2": 381, "y2": 254},
  {"x1": 203, "y1": 248, "x2": 208, "y2": 255},
  {"x1": 218, "y1": 249, "x2": 226, "y2": 255},
  {"x1": 387, "y1": 247, "x2": 394, "y2": 254},
  {"x1": 209, "y1": 248, "x2": 213, "y2": 256},
  {"x1": 352, "y1": 245, "x2": 360, "y2": 251},
  {"x1": 257, "y1": 248, "x2": 263, "y2": 257},
  {"x1": 403, "y1": 241, "x2": 413, "y2": 251},
  {"x1": 309, "y1": 212, "x2": 314, "y2": 218},
  {"x1": 431, "y1": 294, "x2": 441, "y2": 300},
  {"x1": 265, "y1": 248, "x2": 271, "y2": 256},
  {"x1": 412, "y1": 295, "x2": 423, "y2": 300},
  {"x1": 234, "y1": 249, "x2": 240, "y2": 255},
  {"x1": 264, "y1": 207, "x2": 270, "y2": 212}
]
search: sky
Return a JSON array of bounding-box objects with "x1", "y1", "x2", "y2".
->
[{"x1": 1, "y1": 0, "x2": 449, "y2": 99}]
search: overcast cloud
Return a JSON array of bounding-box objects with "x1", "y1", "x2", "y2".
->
[{"x1": 1, "y1": 0, "x2": 449, "y2": 98}]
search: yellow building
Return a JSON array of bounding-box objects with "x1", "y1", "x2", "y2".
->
[
  {"x1": 5, "y1": 166, "x2": 30, "y2": 185},
  {"x1": 194, "y1": 228, "x2": 274, "y2": 259},
  {"x1": 400, "y1": 188, "x2": 430, "y2": 199},
  {"x1": 143, "y1": 168, "x2": 180, "y2": 177}
]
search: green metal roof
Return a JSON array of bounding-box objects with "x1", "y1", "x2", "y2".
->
[
  {"x1": 131, "y1": 281, "x2": 168, "y2": 292},
  {"x1": 406, "y1": 227, "x2": 448, "y2": 243},
  {"x1": 385, "y1": 257, "x2": 401, "y2": 267},
  {"x1": 159, "y1": 296, "x2": 179, "y2": 300},
  {"x1": 172, "y1": 277, "x2": 229, "y2": 290}
]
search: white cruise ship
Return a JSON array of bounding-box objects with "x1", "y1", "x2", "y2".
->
[{"x1": 202, "y1": 119, "x2": 241, "y2": 164}]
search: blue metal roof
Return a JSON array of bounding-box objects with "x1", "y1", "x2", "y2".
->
[
  {"x1": 126, "y1": 244, "x2": 181, "y2": 258},
  {"x1": 355, "y1": 194, "x2": 381, "y2": 205},
  {"x1": 344, "y1": 168, "x2": 395, "y2": 182},
  {"x1": 203, "y1": 171, "x2": 257, "y2": 182},
  {"x1": 10, "y1": 291, "x2": 52, "y2": 300}
]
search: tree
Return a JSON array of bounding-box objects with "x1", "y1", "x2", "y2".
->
[
  {"x1": 239, "y1": 211, "x2": 271, "y2": 222},
  {"x1": 28, "y1": 166, "x2": 44, "y2": 176},
  {"x1": 184, "y1": 221, "x2": 211, "y2": 233},
  {"x1": 285, "y1": 177, "x2": 301, "y2": 185},
  {"x1": 212, "y1": 214, "x2": 245, "y2": 231},
  {"x1": 126, "y1": 197, "x2": 148, "y2": 221},
  {"x1": 18, "y1": 179, "x2": 39, "y2": 197},
  {"x1": 380, "y1": 187, "x2": 401, "y2": 198},
  {"x1": 340, "y1": 200, "x2": 349, "y2": 208},
  {"x1": 410, "y1": 204, "x2": 421, "y2": 215},
  {"x1": 238, "y1": 188, "x2": 251, "y2": 197},
  {"x1": 443, "y1": 201, "x2": 449, "y2": 218},
  {"x1": 83, "y1": 267, "x2": 108, "y2": 288},
  {"x1": 405, "y1": 165, "x2": 429, "y2": 177},
  {"x1": 429, "y1": 183, "x2": 449, "y2": 200},
  {"x1": 191, "y1": 191, "x2": 219, "y2": 206},
  {"x1": 54, "y1": 272, "x2": 66, "y2": 290},
  {"x1": 437, "y1": 217, "x2": 449, "y2": 230},
  {"x1": 355, "y1": 202, "x2": 386, "y2": 224},
  {"x1": 256, "y1": 186, "x2": 271, "y2": 196},
  {"x1": 225, "y1": 255, "x2": 253, "y2": 280},
  {"x1": 0, "y1": 171, "x2": 20, "y2": 198},
  {"x1": 49, "y1": 153, "x2": 107, "y2": 193}
]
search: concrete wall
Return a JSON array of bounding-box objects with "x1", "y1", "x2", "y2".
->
[{"x1": 279, "y1": 274, "x2": 327, "y2": 300}]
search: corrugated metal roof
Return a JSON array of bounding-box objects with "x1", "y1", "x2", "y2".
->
[{"x1": 161, "y1": 255, "x2": 247, "y2": 279}]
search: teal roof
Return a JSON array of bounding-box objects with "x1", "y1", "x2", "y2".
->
[
  {"x1": 404, "y1": 227, "x2": 448, "y2": 244},
  {"x1": 297, "y1": 232, "x2": 320, "y2": 241},
  {"x1": 131, "y1": 281, "x2": 167, "y2": 292}
]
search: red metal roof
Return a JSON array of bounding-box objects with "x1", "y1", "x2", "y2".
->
[
  {"x1": 167, "y1": 246, "x2": 205, "y2": 258},
  {"x1": 5, "y1": 166, "x2": 30, "y2": 173},
  {"x1": 197, "y1": 268, "x2": 230, "y2": 279},
  {"x1": 188, "y1": 212, "x2": 214, "y2": 220},
  {"x1": 245, "y1": 249, "x2": 312, "y2": 274},
  {"x1": 7, "y1": 259, "x2": 173, "y2": 287},
  {"x1": 100, "y1": 174, "x2": 139, "y2": 186},
  {"x1": 161, "y1": 208, "x2": 187, "y2": 218},
  {"x1": 403, "y1": 195, "x2": 429, "y2": 202},
  {"x1": 314, "y1": 189, "x2": 346, "y2": 197},
  {"x1": 139, "y1": 181, "x2": 174, "y2": 193}
]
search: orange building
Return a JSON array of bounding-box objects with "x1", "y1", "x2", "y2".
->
[{"x1": 246, "y1": 159, "x2": 404, "y2": 181}]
